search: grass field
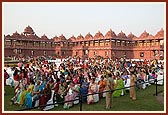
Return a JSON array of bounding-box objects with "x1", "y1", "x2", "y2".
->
[{"x1": 4, "y1": 84, "x2": 164, "y2": 111}]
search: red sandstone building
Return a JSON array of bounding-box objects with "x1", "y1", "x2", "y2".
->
[{"x1": 4, "y1": 26, "x2": 164, "y2": 60}]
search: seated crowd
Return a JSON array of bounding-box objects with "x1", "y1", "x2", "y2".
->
[{"x1": 4, "y1": 56, "x2": 164, "y2": 110}]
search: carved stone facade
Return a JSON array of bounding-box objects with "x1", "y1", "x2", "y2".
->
[{"x1": 4, "y1": 26, "x2": 164, "y2": 60}]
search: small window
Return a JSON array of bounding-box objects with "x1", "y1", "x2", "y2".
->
[
  {"x1": 154, "y1": 50, "x2": 158, "y2": 56},
  {"x1": 105, "y1": 51, "x2": 109, "y2": 56},
  {"x1": 44, "y1": 51, "x2": 46, "y2": 55},
  {"x1": 140, "y1": 52, "x2": 144, "y2": 57},
  {"x1": 84, "y1": 50, "x2": 88, "y2": 55},
  {"x1": 94, "y1": 51, "x2": 97, "y2": 55},
  {"x1": 62, "y1": 51, "x2": 65, "y2": 55}
]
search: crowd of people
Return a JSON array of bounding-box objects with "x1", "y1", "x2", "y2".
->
[{"x1": 4, "y1": 56, "x2": 164, "y2": 110}]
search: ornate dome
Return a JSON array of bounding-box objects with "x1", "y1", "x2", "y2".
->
[
  {"x1": 93, "y1": 31, "x2": 104, "y2": 39},
  {"x1": 11, "y1": 31, "x2": 21, "y2": 38},
  {"x1": 105, "y1": 29, "x2": 117, "y2": 38},
  {"x1": 23, "y1": 25, "x2": 35, "y2": 35},
  {"x1": 85, "y1": 32, "x2": 93, "y2": 40},
  {"x1": 127, "y1": 32, "x2": 136, "y2": 39},
  {"x1": 117, "y1": 31, "x2": 127, "y2": 38},
  {"x1": 58, "y1": 34, "x2": 66, "y2": 41},
  {"x1": 41, "y1": 34, "x2": 48, "y2": 39},
  {"x1": 52, "y1": 35, "x2": 59, "y2": 41},
  {"x1": 139, "y1": 30, "x2": 149, "y2": 39},
  {"x1": 155, "y1": 28, "x2": 164, "y2": 38},
  {"x1": 5, "y1": 35, "x2": 11, "y2": 38},
  {"x1": 77, "y1": 34, "x2": 84, "y2": 41},
  {"x1": 69, "y1": 35, "x2": 76, "y2": 42}
]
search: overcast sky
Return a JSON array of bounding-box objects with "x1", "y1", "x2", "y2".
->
[{"x1": 3, "y1": 2, "x2": 165, "y2": 39}]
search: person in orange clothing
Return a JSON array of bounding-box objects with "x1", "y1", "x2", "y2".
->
[{"x1": 98, "y1": 76, "x2": 105, "y2": 98}]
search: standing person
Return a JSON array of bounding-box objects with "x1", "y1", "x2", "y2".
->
[
  {"x1": 105, "y1": 71, "x2": 114, "y2": 109},
  {"x1": 129, "y1": 69, "x2": 137, "y2": 100}
]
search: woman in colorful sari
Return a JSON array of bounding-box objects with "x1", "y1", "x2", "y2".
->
[
  {"x1": 39, "y1": 83, "x2": 52, "y2": 110},
  {"x1": 112, "y1": 76, "x2": 126, "y2": 97},
  {"x1": 87, "y1": 78, "x2": 98, "y2": 104},
  {"x1": 48, "y1": 77, "x2": 55, "y2": 89},
  {"x1": 57, "y1": 80, "x2": 68, "y2": 104},
  {"x1": 32, "y1": 80, "x2": 41, "y2": 107},
  {"x1": 63, "y1": 82, "x2": 80, "y2": 109},
  {"x1": 98, "y1": 76, "x2": 105, "y2": 98},
  {"x1": 19, "y1": 79, "x2": 34, "y2": 107},
  {"x1": 80, "y1": 77, "x2": 90, "y2": 103},
  {"x1": 10, "y1": 78, "x2": 26, "y2": 105},
  {"x1": 24, "y1": 80, "x2": 35, "y2": 108}
]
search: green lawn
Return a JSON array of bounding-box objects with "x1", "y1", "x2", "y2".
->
[{"x1": 4, "y1": 84, "x2": 164, "y2": 111}]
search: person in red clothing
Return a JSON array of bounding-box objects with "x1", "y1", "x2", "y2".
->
[
  {"x1": 17, "y1": 61, "x2": 23, "y2": 71},
  {"x1": 4, "y1": 69, "x2": 9, "y2": 86},
  {"x1": 39, "y1": 83, "x2": 52, "y2": 110},
  {"x1": 14, "y1": 73, "x2": 20, "y2": 81},
  {"x1": 19, "y1": 71, "x2": 24, "y2": 80},
  {"x1": 13, "y1": 67, "x2": 20, "y2": 81}
]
